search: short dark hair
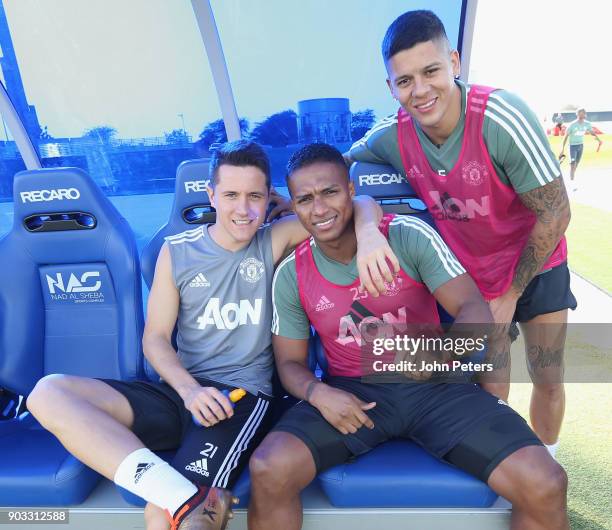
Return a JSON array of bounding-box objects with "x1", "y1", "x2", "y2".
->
[
  {"x1": 285, "y1": 143, "x2": 348, "y2": 186},
  {"x1": 210, "y1": 140, "x2": 271, "y2": 188},
  {"x1": 382, "y1": 10, "x2": 449, "y2": 62}
]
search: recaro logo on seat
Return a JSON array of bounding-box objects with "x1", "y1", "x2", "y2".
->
[
  {"x1": 20, "y1": 188, "x2": 80, "y2": 203},
  {"x1": 358, "y1": 173, "x2": 407, "y2": 186},
  {"x1": 184, "y1": 180, "x2": 210, "y2": 193},
  {"x1": 46, "y1": 272, "x2": 101, "y2": 294}
]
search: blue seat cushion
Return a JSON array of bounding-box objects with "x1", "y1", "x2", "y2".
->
[
  {"x1": 318, "y1": 440, "x2": 498, "y2": 508},
  {"x1": 0, "y1": 415, "x2": 100, "y2": 506}
]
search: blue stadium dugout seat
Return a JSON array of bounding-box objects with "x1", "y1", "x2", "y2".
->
[
  {"x1": 140, "y1": 158, "x2": 214, "y2": 289},
  {"x1": 0, "y1": 167, "x2": 144, "y2": 505},
  {"x1": 315, "y1": 162, "x2": 498, "y2": 508}
]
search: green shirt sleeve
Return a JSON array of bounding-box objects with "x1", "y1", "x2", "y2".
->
[
  {"x1": 348, "y1": 115, "x2": 404, "y2": 171},
  {"x1": 271, "y1": 252, "x2": 311, "y2": 340},
  {"x1": 484, "y1": 90, "x2": 561, "y2": 194},
  {"x1": 388, "y1": 216, "x2": 466, "y2": 293}
]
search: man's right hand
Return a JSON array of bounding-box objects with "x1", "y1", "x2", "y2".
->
[
  {"x1": 309, "y1": 383, "x2": 376, "y2": 435},
  {"x1": 183, "y1": 386, "x2": 234, "y2": 427}
]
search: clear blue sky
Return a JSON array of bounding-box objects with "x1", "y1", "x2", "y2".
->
[{"x1": 3, "y1": 0, "x2": 461, "y2": 139}]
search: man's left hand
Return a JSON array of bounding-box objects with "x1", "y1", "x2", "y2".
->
[
  {"x1": 356, "y1": 227, "x2": 400, "y2": 297},
  {"x1": 267, "y1": 186, "x2": 293, "y2": 222}
]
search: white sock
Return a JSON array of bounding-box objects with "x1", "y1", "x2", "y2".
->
[
  {"x1": 114, "y1": 448, "x2": 198, "y2": 515},
  {"x1": 545, "y1": 441, "x2": 560, "y2": 458}
]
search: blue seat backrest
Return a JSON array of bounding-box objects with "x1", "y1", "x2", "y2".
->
[
  {"x1": 0, "y1": 167, "x2": 144, "y2": 396},
  {"x1": 350, "y1": 161, "x2": 434, "y2": 223},
  {"x1": 140, "y1": 158, "x2": 214, "y2": 288}
]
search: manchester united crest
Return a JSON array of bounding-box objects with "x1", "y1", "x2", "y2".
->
[
  {"x1": 383, "y1": 277, "x2": 402, "y2": 297},
  {"x1": 239, "y1": 257, "x2": 265, "y2": 283},
  {"x1": 462, "y1": 161, "x2": 488, "y2": 186}
]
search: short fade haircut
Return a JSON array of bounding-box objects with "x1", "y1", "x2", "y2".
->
[
  {"x1": 382, "y1": 10, "x2": 450, "y2": 62},
  {"x1": 209, "y1": 140, "x2": 271, "y2": 189},
  {"x1": 576, "y1": 108, "x2": 586, "y2": 115},
  {"x1": 285, "y1": 143, "x2": 348, "y2": 186}
]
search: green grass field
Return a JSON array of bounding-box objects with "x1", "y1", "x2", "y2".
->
[
  {"x1": 510, "y1": 382, "x2": 612, "y2": 529},
  {"x1": 565, "y1": 204, "x2": 612, "y2": 294}
]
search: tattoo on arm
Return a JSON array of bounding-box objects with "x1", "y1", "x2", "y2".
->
[{"x1": 513, "y1": 179, "x2": 571, "y2": 293}]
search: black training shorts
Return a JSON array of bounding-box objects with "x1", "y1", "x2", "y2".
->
[
  {"x1": 272, "y1": 377, "x2": 541, "y2": 482},
  {"x1": 102, "y1": 377, "x2": 273, "y2": 489},
  {"x1": 513, "y1": 262, "x2": 577, "y2": 323}
]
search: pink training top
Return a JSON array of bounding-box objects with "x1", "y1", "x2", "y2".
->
[
  {"x1": 295, "y1": 214, "x2": 440, "y2": 377},
  {"x1": 397, "y1": 84, "x2": 567, "y2": 301}
]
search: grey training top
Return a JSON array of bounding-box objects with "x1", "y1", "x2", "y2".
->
[{"x1": 165, "y1": 224, "x2": 274, "y2": 396}]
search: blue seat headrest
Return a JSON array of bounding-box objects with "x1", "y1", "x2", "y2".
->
[
  {"x1": 168, "y1": 158, "x2": 214, "y2": 225},
  {"x1": 13, "y1": 167, "x2": 122, "y2": 234},
  {"x1": 350, "y1": 162, "x2": 426, "y2": 214},
  {"x1": 141, "y1": 158, "x2": 214, "y2": 289}
]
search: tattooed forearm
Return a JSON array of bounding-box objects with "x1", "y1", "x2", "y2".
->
[
  {"x1": 518, "y1": 178, "x2": 570, "y2": 224},
  {"x1": 512, "y1": 179, "x2": 571, "y2": 293}
]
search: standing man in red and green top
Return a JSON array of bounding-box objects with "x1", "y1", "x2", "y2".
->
[
  {"x1": 560, "y1": 107, "x2": 603, "y2": 189},
  {"x1": 344, "y1": 10, "x2": 575, "y2": 457}
]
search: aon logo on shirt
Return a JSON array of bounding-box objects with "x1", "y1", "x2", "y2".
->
[{"x1": 197, "y1": 298, "x2": 262, "y2": 330}]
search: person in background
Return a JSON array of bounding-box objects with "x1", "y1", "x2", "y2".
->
[{"x1": 560, "y1": 108, "x2": 603, "y2": 189}]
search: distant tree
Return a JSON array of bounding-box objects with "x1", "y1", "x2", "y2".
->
[
  {"x1": 164, "y1": 128, "x2": 190, "y2": 144},
  {"x1": 351, "y1": 109, "x2": 376, "y2": 142},
  {"x1": 83, "y1": 125, "x2": 117, "y2": 143},
  {"x1": 197, "y1": 118, "x2": 249, "y2": 149},
  {"x1": 250, "y1": 110, "x2": 298, "y2": 147},
  {"x1": 40, "y1": 126, "x2": 54, "y2": 141}
]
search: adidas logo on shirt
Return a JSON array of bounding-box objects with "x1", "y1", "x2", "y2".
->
[
  {"x1": 189, "y1": 272, "x2": 210, "y2": 288},
  {"x1": 185, "y1": 458, "x2": 209, "y2": 477},
  {"x1": 315, "y1": 295, "x2": 334, "y2": 312}
]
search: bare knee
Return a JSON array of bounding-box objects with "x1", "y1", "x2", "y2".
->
[
  {"x1": 27, "y1": 374, "x2": 68, "y2": 420},
  {"x1": 249, "y1": 434, "x2": 314, "y2": 496},
  {"x1": 27, "y1": 374, "x2": 132, "y2": 429},
  {"x1": 517, "y1": 459, "x2": 568, "y2": 510},
  {"x1": 249, "y1": 446, "x2": 294, "y2": 494},
  {"x1": 532, "y1": 461, "x2": 567, "y2": 506},
  {"x1": 532, "y1": 382, "x2": 565, "y2": 401}
]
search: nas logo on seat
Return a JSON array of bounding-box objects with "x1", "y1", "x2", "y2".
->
[{"x1": 45, "y1": 271, "x2": 105, "y2": 303}]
